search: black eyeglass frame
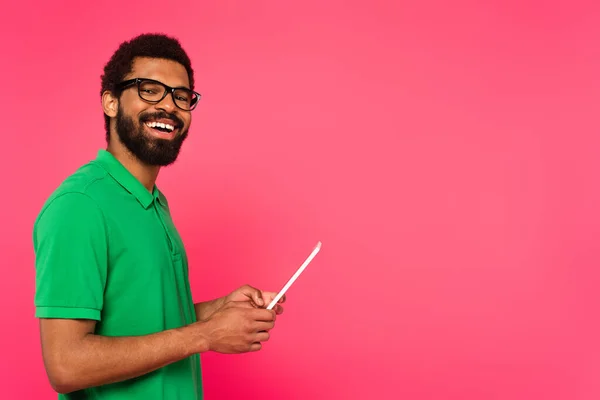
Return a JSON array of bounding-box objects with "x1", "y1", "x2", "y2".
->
[{"x1": 116, "y1": 78, "x2": 201, "y2": 111}]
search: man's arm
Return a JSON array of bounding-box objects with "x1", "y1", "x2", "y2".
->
[
  {"x1": 40, "y1": 319, "x2": 204, "y2": 394},
  {"x1": 194, "y1": 298, "x2": 225, "y2": 321},
  {"x1": 41, "y1": 302, "x2": 275, "y2": 394}
]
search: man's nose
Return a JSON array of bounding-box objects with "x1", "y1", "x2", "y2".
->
[{"x1": 155, "y1": 92, "x2": 177, "y2": 112}]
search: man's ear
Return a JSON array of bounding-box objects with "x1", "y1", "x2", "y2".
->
[{"x1": 102, "y1": 90, "x2": 119, "y2": 118}]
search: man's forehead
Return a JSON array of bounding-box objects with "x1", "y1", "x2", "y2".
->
[{"x1": 127, "y1": 57, "x2": 190, "y2": 88}]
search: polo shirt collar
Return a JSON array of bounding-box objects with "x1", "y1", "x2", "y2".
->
[{"x1": 94, "y1": 149, "x2": 162, "y2": 209}]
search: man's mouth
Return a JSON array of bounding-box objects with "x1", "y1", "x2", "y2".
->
[
  {"x1": 146, "y1": 121, "x2": 176, "y2": 133},
  {"x1": 143, "y1": 118, "x2": 181, "y2": 137}
]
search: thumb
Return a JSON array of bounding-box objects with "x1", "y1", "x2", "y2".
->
[
  {"x1": 240, "y1": 285, "x2": 264, "y2": 307},
  {"x1": 251, "y1": 288, "x2": 264, "y2": 307}
]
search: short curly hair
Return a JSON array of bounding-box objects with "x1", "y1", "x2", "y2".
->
[{"x1": 100, "y1": 33, "x2": 195, "y2": 141}]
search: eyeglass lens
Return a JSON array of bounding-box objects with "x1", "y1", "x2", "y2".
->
[{"x1": 138, "y1": 80, "x2": 197, "y2": 110}]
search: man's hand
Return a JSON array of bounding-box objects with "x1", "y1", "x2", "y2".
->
[
  {"x1": 194, "y1": 284, "x2": 286, "y2": 322},
  {"x1": 224, "y1": 284, "x2": 286, "y2": 315},
  {"x1": 195, "y1": 301, "x2": 276, "y2": 354}
]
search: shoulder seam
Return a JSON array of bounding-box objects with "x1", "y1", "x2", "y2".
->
[{"x1": 34, "y1": 190, "x2": 111, "y2": 246}]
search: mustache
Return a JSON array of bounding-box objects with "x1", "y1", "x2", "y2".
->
[{"x1": 140, "y1": 111, "x2": 185, "y2": 129}]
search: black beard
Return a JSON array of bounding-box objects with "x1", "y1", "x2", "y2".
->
[{"x1": 115, "y1": 107, "x2": 188, "y2": 167}]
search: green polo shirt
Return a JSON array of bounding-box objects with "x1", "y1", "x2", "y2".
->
[{"x1": 33, "y1": 149, "x2": 203, "y2": 399}]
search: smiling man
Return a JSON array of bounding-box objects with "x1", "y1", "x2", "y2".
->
[{"x1": 33, "y1": 33, "x2": 285, "y2": 400}]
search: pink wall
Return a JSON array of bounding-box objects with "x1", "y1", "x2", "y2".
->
[{"x1": 2, "y1": 0, "x2": 599, "y2": 398}]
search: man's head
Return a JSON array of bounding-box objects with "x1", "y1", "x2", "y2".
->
[{"x1": 100, "y1": 33, "x2": 199, "y2": 166}]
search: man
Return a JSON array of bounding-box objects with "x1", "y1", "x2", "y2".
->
[{"x1": 33, "y1": 33, "x2": 284, "y2": 399}]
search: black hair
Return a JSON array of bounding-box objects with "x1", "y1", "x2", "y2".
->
[{"x1": 100, "y1": 33, "x2": 195, "y2": 142}]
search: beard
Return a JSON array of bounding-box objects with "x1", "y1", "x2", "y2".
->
[{"x1": 115, "y1": 106, "x2": 188, "y2": 166}]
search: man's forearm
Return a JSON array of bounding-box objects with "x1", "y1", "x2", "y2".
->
[
  {"x1": 194, "y1": 297, "x2": 225, "y2": 321},
  {"x1": 47, "y1": 325, "x2": 207, "y2": 394}
]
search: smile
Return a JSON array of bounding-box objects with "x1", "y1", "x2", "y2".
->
[{"x1": 145, "y1": 121, "x2": 175, "y2": 133}]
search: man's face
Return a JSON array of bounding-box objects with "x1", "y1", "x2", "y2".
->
[{"x1": 114, "y1": 57, "x2": 193, "y2": 166}]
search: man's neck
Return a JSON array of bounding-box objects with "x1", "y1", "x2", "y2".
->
[{"x1": 106, "y1": 143, "x2": 160, "y2": 193}]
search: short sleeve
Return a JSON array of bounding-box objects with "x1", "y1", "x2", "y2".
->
[{"x1": 33, "y1": 192, "x2": 108, "y2": 321}]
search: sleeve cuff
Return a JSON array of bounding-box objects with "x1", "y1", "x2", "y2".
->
[{"x1": 35, "y1": 306, "x2": 101, "y2": 321}]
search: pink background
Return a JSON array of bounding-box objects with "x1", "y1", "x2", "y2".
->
[{"x1": 2, "y1": 0, "x2": 600, "y2": 398}]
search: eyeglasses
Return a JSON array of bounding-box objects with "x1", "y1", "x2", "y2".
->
[{"x1": 116, "y1": 78, "x2": 201, "y2": 111}]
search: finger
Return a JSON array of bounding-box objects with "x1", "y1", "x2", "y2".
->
[
  {"x1": 274, "y1": 304, "x2": 284, "y2": 315},
  {"x1": 251, "y1": 308, "x2": 276, "y2": 322},
  {"x1": 255, "y1": 331, "x2": 270, "y2": 342},
  {"x1": 250, "y1": 343, "x2": 262, "y2": 352},
  {"x1": 261, "y1": 291, "x2": 285, "y2": 306},
  {"x1": 255, "y1": 321, "x2": 275, "y2": 332},
  {"x1": 261, "y1": 291, "x2": 277, "y2": 304}
]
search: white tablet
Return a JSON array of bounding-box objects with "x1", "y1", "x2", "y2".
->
[{"x1": 266, "y1": 241, "x2": 322, "y2": 310}]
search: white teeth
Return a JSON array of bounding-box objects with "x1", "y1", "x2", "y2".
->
[{"x1": 145, "y1": 121, "x2": 175, "y2": 132}]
